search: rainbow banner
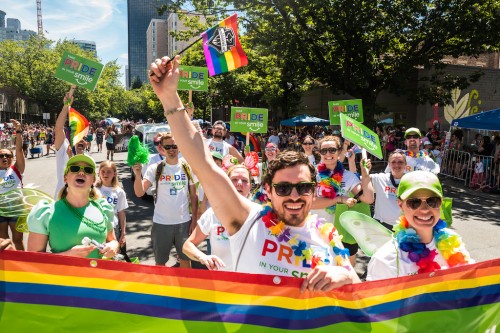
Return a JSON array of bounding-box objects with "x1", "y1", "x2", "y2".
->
[
  {"x1": 69, "y1": 107, "x2": 90, "y2": 146},
  {"x1": 201, "y1": 14, "x2": 248, "y2": 76},
  {"x1": 0, "y1": 251, "x2": 499, "y2": 332}
]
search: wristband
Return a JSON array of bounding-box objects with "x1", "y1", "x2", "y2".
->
[{"x1": 165, "y1": 106, "x2": 186, "y2": 116}]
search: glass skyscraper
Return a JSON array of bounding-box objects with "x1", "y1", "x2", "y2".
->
[{"x1": 127, "y1": 0, "x2": 167, "y2": 88}]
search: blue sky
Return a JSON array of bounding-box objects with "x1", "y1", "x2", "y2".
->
[{"x1": 1, "y1": 0, "x2": 128, "y2": 86}]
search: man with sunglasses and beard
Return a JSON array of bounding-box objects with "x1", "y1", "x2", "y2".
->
[
  {"x1": 385, "y1": 128, "x2": 440, "y2": 174},
  {"x1": 367, "y1": 171, "x2": 473, "y2": 280},
  {"x1": 132, "y1": 132, "x2": 197, "y2": 268},
  {"x1": 53, "y1": 90, "x2": 91, "y2": 198},
  {"x1": 148, "y1": 56, "x2": 359, "y2": 291},
  {"x1": 206, "y1": 120, "x2": 243, "y2": 163}
]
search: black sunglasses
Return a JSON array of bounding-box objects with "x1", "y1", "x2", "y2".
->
[
  {"x1": 405, "y1": 197, "x2": 442, "y2": 210},
  {"x1": 302, "y1": 142, "x2": 314, "y2": 145},
  {"x1": 406, "y1": 135, "x2": 420, "y2": 139},
  {"x1": 163, "y1": 144, "x2": 178, "y2": 150},
  {"x1": 272, "y1": 182, "x2": 316, "y2": 196},
  {"x1": 0, "y1": 154, "x2": 13, "y2": 158},
  {"x1": 67, "y1": 165, "x2": 94, "y2": 174},
  {"x1": 319, "y1": 147, "x2": 339, "y2": 155}
]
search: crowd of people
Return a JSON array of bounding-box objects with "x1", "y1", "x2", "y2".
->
[{"x1": 1, "y1": 56, "x2": 496, "y2": 295}]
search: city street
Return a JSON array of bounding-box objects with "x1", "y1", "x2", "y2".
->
[{"x1": 22, "y1": 148, "x2": 500, "y2": 271}]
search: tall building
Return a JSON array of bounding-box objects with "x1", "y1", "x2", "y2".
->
[
  {"x1": 6, "y1": 18, "x2": 21, "y2": 31},
  {"x1": 146, "y1": 19, "x2": 168, "y2": 68},
  {"x1": 0, "y1": 10, "x2": 36, "y2": 42},
  {"x1": 0, "y1": 10, "x2": 6, "y2": 28},
  {"x1": 73, "y1": 39, "x2": 97, "y2": 55},
  {"x1": 166, "y1": 12, "x2": 206, "y2": 58},
  {"x1": 127, "y1": 0, "x2": 167, "y2": 88}
]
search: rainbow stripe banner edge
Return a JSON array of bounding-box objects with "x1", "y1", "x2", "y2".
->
[{"x1": 0, "y1": 251, "x2": 499, "y2": 332}]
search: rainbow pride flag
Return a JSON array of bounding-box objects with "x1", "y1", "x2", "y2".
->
[
  {"x1": 69, "y1": 107, "x2": 90, "y2": 146},
  {"x1": 0, "y1": 251, "x2": 499, "y2": 332},
  {"x1": 201, "y1": 14, "x2": 248, "y2": 76}
]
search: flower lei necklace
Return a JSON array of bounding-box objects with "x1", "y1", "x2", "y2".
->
[
  {"x1": 317, "y1": 161, "x2": 344, "y2": 214},
  {"x1": 259, "y1": 204, "x2": 350, "y2": 269},
  {"x1": 406, "y1": 150, "x2": 428, "y2": 158},
  {"x1": 394, "y1": 216, "x2": 469, "y2": 273}
]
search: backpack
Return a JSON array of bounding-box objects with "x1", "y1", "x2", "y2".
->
[{"x1": 154, "y1": 160, "x2": 194, "y2": 207}]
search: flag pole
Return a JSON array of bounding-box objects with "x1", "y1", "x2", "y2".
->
[{"x1": 149, "y1": 36, "x2": 202, "y2": 76}]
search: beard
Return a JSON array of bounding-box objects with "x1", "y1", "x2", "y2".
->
[
  {"x1": 272, "y1": 198, "x2": 310, "y2": 227},
  {"x1": 213, "y1": 132, "x2": 224, "y2": 140}
]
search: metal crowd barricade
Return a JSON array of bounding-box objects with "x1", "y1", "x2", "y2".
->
[
  {"x1": 468, "y1": 154, "x2": 499, "y2": 191},
  {"x1": 440, "y1": 148, "x2": 472, "y2": 185}
]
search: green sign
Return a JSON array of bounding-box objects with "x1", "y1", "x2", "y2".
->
[
  {"x1": 230, "y1": 107, "x2": 268, "y2": 133},
  {"x1": 340, "y1": 114, "x2": 383, "y2": 159},
  {"x1": 178, "y1": 65, "x2": 208, "y2": 91},
  {"x1": 328, "y1": 99, "x2": 364, "y2": 125},
  {"x1": 54, "y1": 51, "x2": 104, "y2": 91}
]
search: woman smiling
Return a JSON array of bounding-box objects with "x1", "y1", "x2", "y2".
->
[{"x1": 27, "y1": 155, "x2": 119, "y2": 259}]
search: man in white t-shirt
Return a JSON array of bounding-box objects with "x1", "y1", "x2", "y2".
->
[
  {"x1": 148, "y1": 56, "x2": 360, "y2": 292},
  {"x1": 267, "y1": 130, "x2": 280, "y2": 146},
  {"x1": 384, "y1": 128, "x2": 439, "y2": 174},
  {"x1": 205, "y1": 120, "x2": 243, "y2": 162},
  {"x1": 53, "y1": 90, "x2": 89, "y2": 198},
  {"x1": 133, "y1": 133, "x2": 198, "y2": 268}
]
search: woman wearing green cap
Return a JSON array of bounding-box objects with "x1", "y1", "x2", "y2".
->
[
  {"x1": 27, "y1": 155, "x2": 119, "y2": 259},
  {"x1": 367, "y1": 171, "x2": 473, "y2": 280}
]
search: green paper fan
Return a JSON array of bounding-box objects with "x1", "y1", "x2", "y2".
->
[
  {"x1": 127, "y1": 135, "x2": 150, "y2": 167},
  {"x1": 339, "y1": 211, "x2": 393, "y2": 256},
  {"x1": 0, "y1": 188, "x2": 54, "y2": 217}
]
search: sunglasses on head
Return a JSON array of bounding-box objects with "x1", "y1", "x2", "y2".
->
[
  {"x1": 302, "y1": 142, "x2": 314, "y2": 145},
  {"x1": 0, "y1": 154, "x2": 13, "y2": 158},
  {"x1": 163, "y1": 144, "x2": 178, "y2": 150},
  {"x1": 67, "y1": 165, "x2": 94, "y2": 174},
  {"x1": 319, "y1": 147, "x2": 339, "y2": 155},
  {"x1": 272, "y1": 182, "x2": 316, "y2": 196},
  {"x1": 405, "y1": 196, "x2": 442, "y2": 210},
  {"x1": 406, "y1": 135, "x2": 420, "y2": 139}
]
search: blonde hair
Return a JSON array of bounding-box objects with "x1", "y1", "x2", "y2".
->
[
  {"x1": 96, "y1": 160, "x2": 119, "y2": 188},
  {"x1": 57, "y1": 183, "x2": 100, "y2": 200},
  {"x1": 318, "y1": 136, "x2": 342, "y2": 150},
  {"x1": 226, "y1": 164, "x2": 251, "y2": 180}
]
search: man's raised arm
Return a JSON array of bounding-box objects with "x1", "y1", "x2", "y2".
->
[{"x1": 148, "y1": 56, "x2": 252, "y2": 235}]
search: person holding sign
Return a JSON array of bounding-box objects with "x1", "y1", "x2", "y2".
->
[
  {"x1": 206, "y1": 121, "x2": 243, "y2": 163},
  {"x1": 367, "y1": 171, "x2": 473, "y2": 280},
  {"x1": 385, "y1": 128, "x2": 439, "y2": 174},
  {"x1": 149, "y1": 55, "x2": 359, "y2": 291},
  {"x1": 311, "y1": 136, "x2": 374, "y2": 266}
]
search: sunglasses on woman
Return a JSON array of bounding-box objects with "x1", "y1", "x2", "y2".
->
[
  {"x1": 302, "y1": 142, "x2": 314, "y2": 145},
  {"x1": 67, "y1": 165, "x2": 94, "y2": 174},
  {"x1": 319, "y1": 147, "x2": 339, "y2": 155},
  {"x1": 405, "y1": 197, "x2": 442, "y2": 210},
  {"x1": 272, "y1": 182, "x2": 316, "y2": 196},
  {"x1": 163, "y1": 144, "x2": 178, "y2": 150},
  {"x1": 0, "y1": 154, "x2": 13, "y2": 158}
]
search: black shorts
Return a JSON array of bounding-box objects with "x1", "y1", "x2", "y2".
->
[{"x1": 106, "y1": 142, "x2": 115, "y2": 150}]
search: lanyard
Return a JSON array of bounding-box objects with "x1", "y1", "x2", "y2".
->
[{"x1": 390, "y1": 173, "x2": 399, "y2": 188}]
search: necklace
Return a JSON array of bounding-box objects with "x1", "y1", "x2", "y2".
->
[
  {"x1": 406, "y1": 150, "x2": 428, "y2": 158},
  {"x1": 394, "y1": 216, "x2": 469, "y2": 273},
  {"x1": 317, "y1": 161, "x2": 344, "y2": 214},
  {"x1": 389, "y1": 174, "x2": 400, "y2": 188},
  {"x1": 259, "y1": 204, "x2": 351, "y2": 270},
  {"x1": 63, "y1": 198, "x2": 106, "y2": 233}
]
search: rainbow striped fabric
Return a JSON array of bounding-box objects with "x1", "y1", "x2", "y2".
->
[
  {"x1": 68, "y1": 107, "x2": 90, "y2": 146},
  {"x1": 1, "y1": 251, "x2": 499, "y2": 332},
  {"x1": 201, "y1": 14, "x2": 248, "y2": 76}
]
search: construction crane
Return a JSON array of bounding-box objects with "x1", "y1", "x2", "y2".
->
[{"x1": 36, "y1": 0, "x2": 43, "y2": 36}]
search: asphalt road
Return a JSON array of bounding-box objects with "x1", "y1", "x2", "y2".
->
[{"x1": 21, "y1": 147, "x2": 500, "y2": 272}]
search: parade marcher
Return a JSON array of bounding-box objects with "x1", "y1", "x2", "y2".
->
[
  {"x1": 86, "y1": 128, "x2": 94, "y2": 152},
  {"x1": 311, "y1": 136, "x2": 374, "y2": 266},
  {"x1": 367, "y1": 171, "x2": 473, "y2": 280},
  {"x1": 105, "y1": 126, "x2": 116, "y2": 161},
  {"x1": 133, "y1": 132, "x2": 198, "y2": 268},
  {"x1": 0, "y1": 119, "x2": 25, "y2": 251},
  {"x1": 385, "y1": 128, "x2": 440, "y2": 174},
  {"x1": 96, "y1": 160, "x2": 129, "y2": 257},
  {"x1": 148, "y1": 55, "x2": 360, "y2": 291},
  {"x1": 44, "y1": 128, "x2": 54, "y2": 156},
  {"x1": 205, "y1": 120, "x2": 244, "y2": 162},
  {"x1": 370, "y1": 150, "x2": 407, "y2": 230},
  {"x1": 301, "y1": 135, "x2": 319, "y2": 167},
  {"x1": 183, "y1": 164, "x2": 252, "y2": 271},
  {"x1": 95, "y1": 126, "x2": 105, "y2": 152},
  {"x1": 54, "y1": 91, "x2": 88, "y2": 198},
  {"x1": 27, "y1": 155, "x2": 119, "y2": 259}
]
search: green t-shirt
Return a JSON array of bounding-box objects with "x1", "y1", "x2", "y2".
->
[{"x1": 28, "y1": 198, "x2": 114, "y2": 258}]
